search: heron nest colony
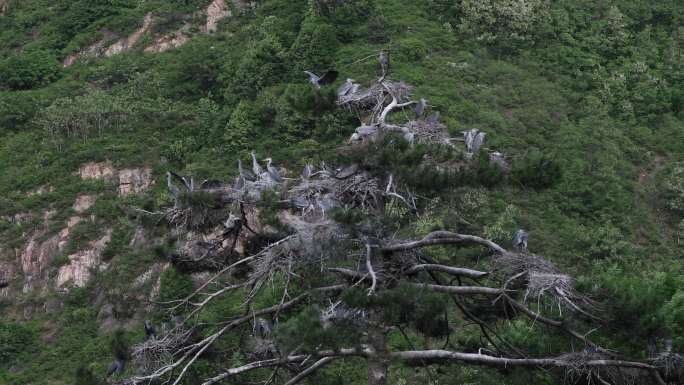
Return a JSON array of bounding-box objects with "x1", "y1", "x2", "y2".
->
[{"x1": 119, "y1": 69, "x2": 675, "y2": 385}]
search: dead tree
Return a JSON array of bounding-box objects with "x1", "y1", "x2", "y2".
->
[{"x1": 122, "y1": 68, "x2": 677, "y2": 385}]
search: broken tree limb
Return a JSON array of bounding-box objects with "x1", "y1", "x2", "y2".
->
[
  {"x1": 383, "y1": 231, "x2": 507, "y2": 254},
  {"x1": 404, "y1": 264, "x2": 489, "y2": 279}
]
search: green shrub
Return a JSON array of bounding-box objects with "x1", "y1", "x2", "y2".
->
[
  {"x1": 0, "y1": 322, "x2": 36, "y2": 367},
  {"x1": 512, "y1": 150, "x2": 562, "y2": 189},
  {"x1": 158, "y1": 266, "x2": 194, "y2": 309},
  {"x1": 0, "y1": 50, "x2": 61, "y2": 90}
]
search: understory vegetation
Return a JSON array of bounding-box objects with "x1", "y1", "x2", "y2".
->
[{"x1": 0, "y1": 0, "x2": 683, "y2": 384}]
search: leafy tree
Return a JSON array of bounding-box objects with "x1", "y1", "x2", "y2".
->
[{"x1": 0, "y1": 50, "x2": 60, "y2": 90}]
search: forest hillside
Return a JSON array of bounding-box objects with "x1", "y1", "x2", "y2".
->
[{"x1": 0, "y1": 1, "x2": 682, "y2": 384}]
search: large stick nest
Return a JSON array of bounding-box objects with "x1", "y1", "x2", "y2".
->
[
  {"x1": 559, "y1": 352, "x2": 639, "y2": 385},
  {"x1": 494, "y1": 253, "x2": 602, "y2": 319}
]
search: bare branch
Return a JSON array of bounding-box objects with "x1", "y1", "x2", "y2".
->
[
  {"x1": 407, "y1": 283, "x2": 502, "y2": 296},
  {"x1": 284, "y1": 357, "x2": 336, "y2": 385},
  {"x1": 383, "y1": 231, "x2": 507, "y2": 254},
  {"x1": 404, "y1": 264, "x2": 489, "y2": 279}
]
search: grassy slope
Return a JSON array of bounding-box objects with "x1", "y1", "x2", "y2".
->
[{"x1": 0, "y1": 0, "x2": 682, "y2": 383}]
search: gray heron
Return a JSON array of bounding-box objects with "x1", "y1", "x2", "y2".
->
[
  {"x1": 426, "y1": 111, "x2": 440, "y2": 124},
  {"x1": 379, "y1": 51, "x2": 389, "y2": 76},
  {"x1": 250, "y1": 151, "x2": 263, "y2": 177},
  {"x1": 144, "y1": 320, "x2": 157, "y2": 340},
  {"x1": 233, "y1": 175, "x2": 246, "y2": 190},
  {"x1": 238, "y1": 159, "x2": 256, "y2": 181},
  {"x1": 415, "y1": 98, "x2": 427, "y2": 118},
  {"x1": 512, "y1": 229, "x2": 528, "y2": 252},
  {"x1": 304, "y1": 70, "x2": 338, "y2": 88},
  {"x1": 301, "y1": 163, "x2": 313, "y2": 180},
  {"x1": 264, "y1": 158, "x2": 282, "y2": 183},
  {"x1": 106, "y1": 358, "x2": 126, "y2": 377},
  {"x1": 166, "y1": 172, "x2": 181, "y2": 198},
  {"x1": 337, "y1": 78, "x2": 355, "y2": 96}
]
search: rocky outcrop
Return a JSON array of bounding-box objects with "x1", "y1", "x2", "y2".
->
[
  {"x1": 104, "y1": 13, "x2": 153, "y2": 57},
  {"x1": 204, "y1": 0, "x2": 231, "y2": 33},
  {"x1": 73, "y1": 195, "x2": 96, "y2": 213},
  {"x1": 17, "y1": 214, "x2": 81, "y2": 293},
  {"x1": 79, "y1": 161, "x2": 116, "y2": 181},
  {"x1": 144, "y1": 30, "x2": 189, "y2": 53},
  {"x1": 56, "y1": 230, "x2": 111, "y2": 288},
  {"x1": 63, "y1": 14, "x2": 152, "y2": 67},
  {"x1": 118, "y1": 167, "x2": 153, "y2": 196},
  {"x1": 78, "y1": 161, "x2": 153, "y2": 196}
]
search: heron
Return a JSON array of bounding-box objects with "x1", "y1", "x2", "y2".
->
[
  {"x1": 301, "y1": 163, "x2": 313, "y2": 180},
  {"x1": 337, "y1": 78, "x2": 355, "y2": 96},
  {"x1": 490, "y1": 152, "x2": 509, "y2": 170},
  {"x1": 379, "y1": 51, "x2": 389, "y2": 76},
  {"x1": 233, "y1": 175, "x2": 246, "y2": 190},
  {"x1": 223, "y1": 213, "x2": 242, "y2": 237},
  {"x1": 355, "y1": 124, "x2": 378, "y2": 138},
  {"x1": 403, "y1": 131, "x2": 415, "y2": 145},
  {"x1": 512, "y1": 229, "x2": 528, "y2": 252},
  {"x1": 253, "y1": 318, "x2": 273, "y2": 338},
  {"x1": 238, "y1": 159, "x2": 256, "y2": 181},
  {"x1": 472, "y1": 131, "x2": 486, "y2": 153},
  {"x1": 304, "y1": 70, "x2": 339, "y2": 88},
  {"x1": 264, "y1": 158, "x2": 282, "y2": 183},
  {"x1": 334, "y1": 164, "x2": 359, "y2": 179},
  {"x1": 415, "y1": 98, "x2": 427, "y2": 118},
  {"x1": 144, "y1": 320, "x2": 157, "y2": 340},
  {"x1": 426, "y1": 111, "x2": 440, "y2": 124},
  {"x1": 106, "y1": 358, "x2": 126, "y2": 377},
  {"x1": 250, "y1": 151, "x2": 263, "y2": 178},
  {"x1": 316, "y1": 192, "x2": 340, "y2": 217},
  {"x1": 463, "y1": 129, "x2": 485, "y2": 154},
  {"x1": 169, "y1": 171, "x2": 194, "y2": 191},
  {"x1": 166, "y1": 172, "x2": 181, "y2": 198}
]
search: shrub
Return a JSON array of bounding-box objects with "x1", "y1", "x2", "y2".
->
[
  {"x1": 0, "y1": 50, "x2": 61, "y2": 90},
  {"x1": 659, "y1": 161, "x2": 684, "y2": 213},
  {"x1": 512, "y1": 150, "x2": 562, "y2": 189},
  {"x1": 0, "y1": 322, "x2": 36, "y2": 367}
]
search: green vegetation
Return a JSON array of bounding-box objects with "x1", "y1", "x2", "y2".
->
[{"x1": 0, "y1": 0, "x2": 682, "y2": 383}]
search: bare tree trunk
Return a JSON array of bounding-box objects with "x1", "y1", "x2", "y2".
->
[{"x1": 367, "y1": 317, "x2": 388, "y2": 385}]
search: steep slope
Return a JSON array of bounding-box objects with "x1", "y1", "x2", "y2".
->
[{"x1": 0, "y1": 0, "x2": 682, "y2": 384}]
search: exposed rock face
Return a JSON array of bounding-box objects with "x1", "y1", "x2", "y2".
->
[
  {"x1": 104, "y1": 13, "x2": 153, "y2": 57},
  {"x1": 204, "y1": 0, "x2": 231, "y2": 33},
  {"x1": 79, "y1": 161, "x2": 116, "y2": 181},
  {"x1": 144, "y1": 30, "x2": 189, "y2": 53},
  {"x1": 17, "y1": 214, "x2": 82, "y2": 293},
  {"x1": 63, "y1": 14, "x2": 152, "y2": 67},
  {"x1": 78, "y1": 161, "x2": 153, "y2": 196},
  {"x1": 118, "y1": 167, "x2": 153, "y2": 196},
  {"x1": 57, "y1": 230, "x2": 112, "y2": 288},
  {"x1": 73, "y1": 195, "x2": 96, "y2": 213}
]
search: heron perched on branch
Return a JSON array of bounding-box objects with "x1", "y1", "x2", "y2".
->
[
  {"x1": 169, "y1": 171, "x2": 194, "y2": 192},
  {"x1": 337, "y1": 78, "x2": 356, "y2": 96},
  {"x1": 512, "y1": 229, "x2": 528, "y2": 252},
  {"x1": 144, "y1": 320, "x2": 157, "y2": 340},
  {"x1": 106, "y1": 358, "x2": 126, "y2": 378},
  {"x1": 304, "y1": 70, "x2": 339, "y2": 88},
  {"x1": 379, "y1": 51, "x2": 390, "y2": 77},
  {"x1": 238, "y1": 159, "x2": 256, "y2": 182},
  {"x1": 264, "y1": 158, "x2": 282, "y2": 183},
  {"x1": 250, "y1": 151, "x2": 263, "y2": 178},
  {"x1": 415, "y1": 98, "x2": 427, "y2": 118},
  {"x1": 301, "y1": 163, "x2": 313, "y2": 180},
  {"x1": 463, "y1": 128, "x2": 486, "y2": 154}
]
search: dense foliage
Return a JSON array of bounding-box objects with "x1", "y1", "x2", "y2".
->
[{"x1": 0, "y1": 0, "x2": 682, "y2": 384}]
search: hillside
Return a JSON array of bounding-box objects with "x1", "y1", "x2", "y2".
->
[{"x1": 0, "y1": 1, "x2": 682, "y2": 384}]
